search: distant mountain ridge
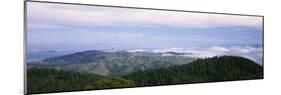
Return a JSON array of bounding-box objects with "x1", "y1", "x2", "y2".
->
[
  {"x1": 29, "y1": 50, "x2": 106, "y2": 66},
  {"x1": 28, "y1": 50, "x2": 195, "y2": 76}
]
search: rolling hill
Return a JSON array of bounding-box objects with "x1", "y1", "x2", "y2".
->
[
  {"x1": 123, "y1": 56, "x2": 263, "y2": 86},
  {"x1": 27, "y1": 55, "x2": 263, "y2": 94},
  {"x1": 28, "y1": 50, "x2": 195, "y2": 76}
]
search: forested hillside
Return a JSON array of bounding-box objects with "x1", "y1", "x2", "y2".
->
[
  {"x1": 123, "y1": 56, "x2": 263, "y2": 86},
  {"x1": 27, "y1": 56, "x2": 263, "y2": 94},
  {"x1": 27, "y1": 68, "x2": 103, "y2": 94},
  {"x1": 27, "y1": 68, "x2": 135, "y2": 94}
]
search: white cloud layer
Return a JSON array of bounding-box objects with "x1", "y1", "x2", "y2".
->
[
  {"x1": 128, "y1": 45, "x2": 263, "y2": 65},
  {"x1": 27, "y1": 2, "x2": 263, "y2": 29}
]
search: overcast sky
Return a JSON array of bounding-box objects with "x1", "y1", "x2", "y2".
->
[{"x1": 26, "y1": 2, "x2": 263, "y2": 51}]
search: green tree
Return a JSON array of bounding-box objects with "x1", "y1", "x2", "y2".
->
[
  {"x1": 27, "y1": 68, "x2": 103, "y2": 94},
  {"x1": 85, "y1": 77, "x2": 135, "y2": 89}
]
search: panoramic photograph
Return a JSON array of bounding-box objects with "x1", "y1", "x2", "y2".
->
[{"x1": 26, "y1": 1, "x2": 263, "y2": 94}]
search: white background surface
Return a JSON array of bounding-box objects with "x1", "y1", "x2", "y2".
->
[{"x1": 0, "y1": 0, "x2": 280, "y2": 95}]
